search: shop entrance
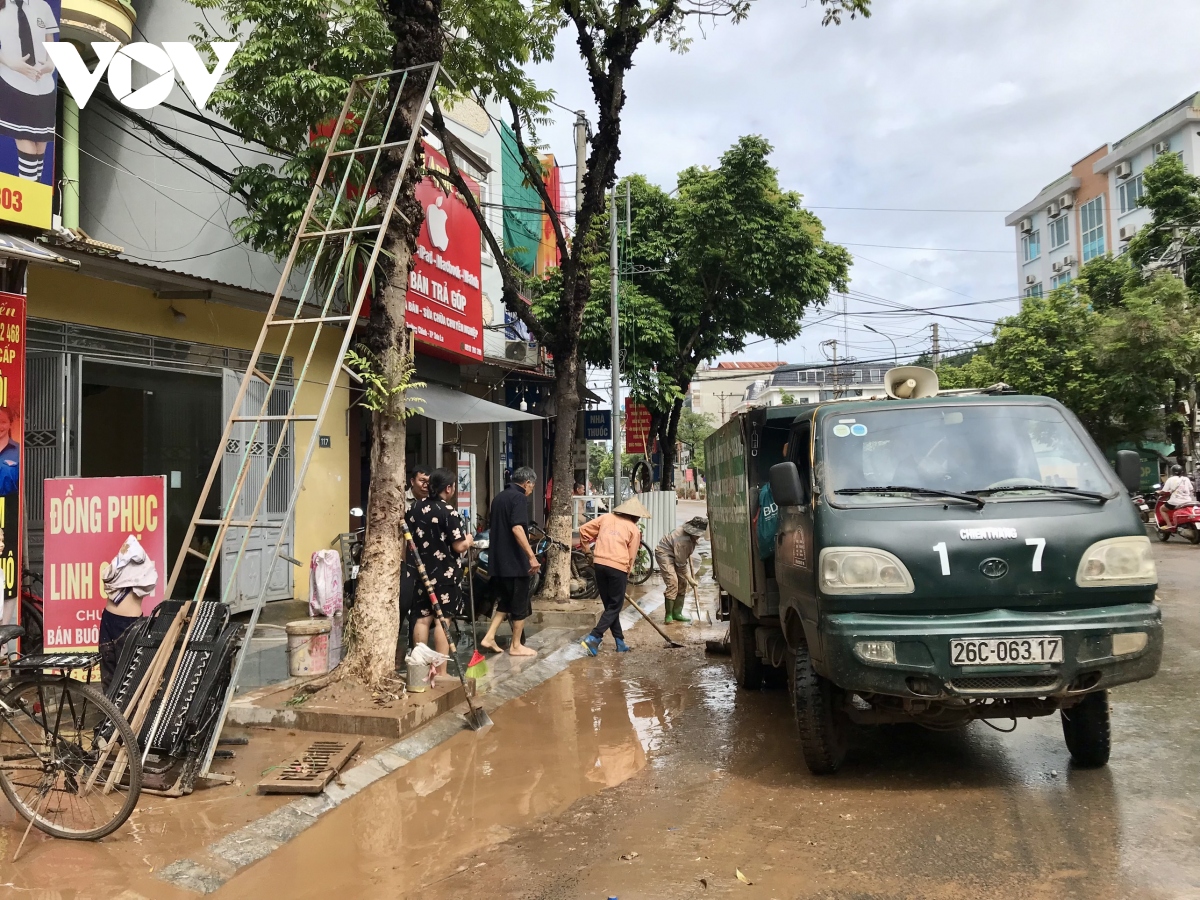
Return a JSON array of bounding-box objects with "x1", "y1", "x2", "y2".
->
[{"x1": 80, "y1": 362, "x2": 222, "y2": 598}]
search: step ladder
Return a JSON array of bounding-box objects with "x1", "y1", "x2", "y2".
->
[{"x1": 162, "y1": 63, "x2": 443, "y2": 780}]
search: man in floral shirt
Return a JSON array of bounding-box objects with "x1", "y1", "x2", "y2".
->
[{"x1": 405, "y1": 467, "x2": 472, "y2": 674}]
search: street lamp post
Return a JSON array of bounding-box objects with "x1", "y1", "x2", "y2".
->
[{"x1": 863, "y1": 324, "x2": 898, "y2": 366}]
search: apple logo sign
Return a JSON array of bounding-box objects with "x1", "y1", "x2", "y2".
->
[{"x1": 426, "y1": 195, "x2": 450, "y2": 251}]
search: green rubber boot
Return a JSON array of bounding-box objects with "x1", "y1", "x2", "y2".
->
[
  {"x1": 664, "y1": 596, "x2": 677, "y2": 624},
  {"x1": 672, "y1": 596, "x2": 692, "y2": 624}
]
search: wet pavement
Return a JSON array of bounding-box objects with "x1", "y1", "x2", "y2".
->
[{"x1": 205, "y1": 538, "x2": 1200, "y2": 900}]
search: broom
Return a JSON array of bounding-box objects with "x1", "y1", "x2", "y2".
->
[{"x1": 464, "y1": 546, "x2": 487, "y2": 679}]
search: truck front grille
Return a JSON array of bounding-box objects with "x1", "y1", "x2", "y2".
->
[{"x1": 948, "y1": 674, "x2": 1059, "y2": 693}]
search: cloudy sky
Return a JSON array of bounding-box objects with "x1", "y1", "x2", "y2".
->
[{"x1": 531, "y1": 0, "x2": 1200, "y2": 371}]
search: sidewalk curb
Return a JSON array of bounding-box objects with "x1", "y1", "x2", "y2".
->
[{"x1": 157, "y1": 592, "x2": 666, "y2": 894}]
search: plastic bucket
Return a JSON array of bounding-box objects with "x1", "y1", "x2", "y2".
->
[
  {"x1": 286, "y1": 618, "x2": 332, "y2": 677},
  {"x1": 406, "y1": 660, "x2": 429, "y2": 692}
]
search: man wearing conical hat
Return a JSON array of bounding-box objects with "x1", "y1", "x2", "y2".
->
[
  {"x1": 578, "y1": 496, "x2": 651, "y2": 655},
  {"x1": 655, "y1": 516, "x2": 708, "y2": 624}
]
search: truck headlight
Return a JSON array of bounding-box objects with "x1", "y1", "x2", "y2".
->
[
  {"x1": 1075, "y1": 536, "x2": 1156, "y2": 587},
  {"x1": 819, "y1": 547, "x2": 914, "y2": 594}
]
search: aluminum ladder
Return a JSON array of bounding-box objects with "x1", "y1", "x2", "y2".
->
[{"x1": 161, "y1": 64, "x2": 442, "y2": 780}]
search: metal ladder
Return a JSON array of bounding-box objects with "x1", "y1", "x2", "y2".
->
[{"x1": 161, "y1": 64, "x2": 442, "y2": 780}]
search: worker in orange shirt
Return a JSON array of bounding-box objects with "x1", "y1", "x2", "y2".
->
[{"x1": 578, "y1": 497, "x2": 651, "y2": 655}]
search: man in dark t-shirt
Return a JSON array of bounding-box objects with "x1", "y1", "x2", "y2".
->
[{"x1": 479, "y1": 467, "x2": 540, "y2": 657}]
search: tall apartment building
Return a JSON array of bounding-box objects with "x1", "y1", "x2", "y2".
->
[{"x1": 1006, "y1": 92, "x2": 1200, "y2": 298}]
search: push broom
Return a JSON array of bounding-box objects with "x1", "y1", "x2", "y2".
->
[{"x1": 402, "y1": 522, "x2": 494, "y2": 732}]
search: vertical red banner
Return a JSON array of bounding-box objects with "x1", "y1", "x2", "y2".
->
[
  {"x1": 0, "y1": 291, "x2": 22, "y2": 647},
  {"x1": 624, "y1": 399, "x2": 652, "y2": 455},
  {"x1": 42, "y1": 476, "x2": 167, "y2": 652}
]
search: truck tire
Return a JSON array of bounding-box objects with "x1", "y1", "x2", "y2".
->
[
  {"x1": 729, "y1": 601, "x2": 764, "y2": 690},
  {"x1": 792, "y1": 642, "x2": 847, "y2": 775},
  {"x1": 1060, "y1": 690, "x2": 1111, "y2": 768}
]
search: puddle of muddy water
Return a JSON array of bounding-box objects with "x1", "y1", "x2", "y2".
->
[{"x1": 215, "y1": 660, "x2": 684, "y2": 899}]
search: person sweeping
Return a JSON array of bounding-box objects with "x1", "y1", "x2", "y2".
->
[
  {"x1": 578, "y1": 497, "x2": 651, "y2": 656},
  {"x1": 654, "y1": 516, "x2": 708, "y2": 624}
]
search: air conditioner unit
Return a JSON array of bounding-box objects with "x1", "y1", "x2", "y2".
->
[
  {"x1": 1062, "y1": 255, "x2": 1076, "y2": 267},
  {"x1": 1154, "y1": 141, "x2": 1171, "y2": 155},
  {"x1": 1120, "y1": 224, "x2": 1139, "y2": 241},
  {"x1": 1019, "y1": 217, "x2": 1033, "y2": 234},
  {"x1": 1052, "y1": 262, "x2": 1063, "y2": 273},
  {"x1": 1046, "y1": 202, "x2": 1060, "y2": 218},
  {"x1": 1058, "y1": 192, "x2": 1075, "y2": 208},
  {"x1": 1025, "y1": 274, "x2": 1037, "y2": 285},
  {"x1": 504, "y1": 340, "x2": 535, "y2": 365},
  {"x1": 1114, "y1": 161, "x2": 1133, "y2": 179}
]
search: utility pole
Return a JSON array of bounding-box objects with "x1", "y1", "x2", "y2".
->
[
  {"x1": 821, "y1": 339, "x2": 839, "y2": 398},
  {"x1": 611, "y1": 185, "x2": 621, "y2": 506},
  {"x1": 716, "y1": 391, "x2": 742, "y2": 425},
  {"x1": 931, "y1": 323, "x2": 940, "y2": 368},
  {"x1": 573, "y1": 112, "x2": 587, "y2": 217}
]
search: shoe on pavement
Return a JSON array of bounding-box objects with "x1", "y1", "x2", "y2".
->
[
  {"x1": 581, "y1": 634, "x2": 601, "y2": 657},
  {"x1": 615, "y1": 639, "x2": 632, "y2": 652}
]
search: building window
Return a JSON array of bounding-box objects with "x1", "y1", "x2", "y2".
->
[
  {"x1": 1048, "y1": 215, "x2": 1069, "y2": 250},
  {"x1": 852, "y1": 370, "x2": 863, "y2": 383},
  {"x1": 1051, "y1": 272, "x2": 1072, "y2": 290},
  {"x1": 1080, "y1": 196, "x2": 1105, "y2": 262},
  {"x1": 869, "y1": 368, "x2": 882, "y2": 381},
  {"x1": 1117, "y1": 173, "x2": 1144, "y2": 214},
  {"x1": 808, "y1": 370, "x2": 825, "y2": 384},
  {"x1": 1022, "y1": 230, "x2": 1041, "y2": 262},
  {"x1": 1024, "y1": 283, "x2": 1043, "y2": 299}
]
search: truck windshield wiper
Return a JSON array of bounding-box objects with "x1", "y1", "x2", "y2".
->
[
  {"x1": 967, "y1": 485, "x2": 1109, "y2": 503},
  {"x1": 834, "y1": 486, "x2": 985, "y2": 508}
]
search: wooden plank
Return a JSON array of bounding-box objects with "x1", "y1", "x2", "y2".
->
[{"x1": 257, "y1": 738, "x2": 363, "y2": 795}]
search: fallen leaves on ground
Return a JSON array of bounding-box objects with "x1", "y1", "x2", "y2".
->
[{"x1": 736, "y1": 868, "x2": 753, "y2": 885}]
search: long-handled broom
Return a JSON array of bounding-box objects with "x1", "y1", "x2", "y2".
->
[{"x1": 402, "y1": 522, "x2": 494, "y2": 733}]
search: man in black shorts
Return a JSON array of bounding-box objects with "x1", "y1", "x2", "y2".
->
[{"x1": 479, "y1": 466, "x2": 540, "y2": 657}]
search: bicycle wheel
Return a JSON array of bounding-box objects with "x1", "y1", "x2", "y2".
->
[
  {"x1": 569, "y1": 552, "x2": 599, "y2": 599},
  {"x1": 628, "y1": 540, "x2": 654, "y2": 585},
  {"x1": 0, "y1": 677, "x2": 142, "y2": 840},
  {"x1": 19, "y1": 598, "x2": 43, "y2": 656}
]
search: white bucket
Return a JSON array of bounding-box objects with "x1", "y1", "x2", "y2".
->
[{"x1": 286, "y1": 618, "x2": 332, "y2": 677}]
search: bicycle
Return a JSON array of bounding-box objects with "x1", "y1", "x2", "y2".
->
[
  {"x1": 0, "y1": 624, "x2": 142, "y2": 842},
  {"x1": 20, "y1": 569, "x2": 44, "y2": 656}
]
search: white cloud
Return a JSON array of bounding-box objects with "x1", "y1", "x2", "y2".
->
[{"x1": 532, "y1": 0, "x2": 1200, "y2": 368}]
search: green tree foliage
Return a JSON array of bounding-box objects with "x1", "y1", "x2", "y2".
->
[
  {"x1": 936, "y1": 256, "x2": 1200, "y2": 451},
  {"x1": 1126, "y1": 151, "x2": 1200, "y2": 289},
  {"x1": 677, "y1": 409, "x2": 716, "y2": 473},
  {"x1": 557, "y1": 136, "x2": 850, "y2": 486}
]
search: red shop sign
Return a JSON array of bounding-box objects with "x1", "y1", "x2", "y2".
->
[
  {"x1": 0, "y1": 291, "x2": 23, "y2": 650},
  {"x1": 406, "y1": 144, "x2": 484, "y2": 363},
  {"x1": 42, "y1": 476, "x2": 167, "y2": 652},
  {"x1": 625, "y1": 399, "x2": 653, "y2": 455}
]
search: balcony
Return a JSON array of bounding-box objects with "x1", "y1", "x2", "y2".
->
[{"x1": 60, "y1": 0, "x2": 136, "y2": 45}]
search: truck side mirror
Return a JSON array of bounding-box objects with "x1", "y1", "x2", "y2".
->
[
  {"x1": 1115, "y1": 450, "x2": 1141, "y2": 494},
  {"x1": 770, "y1": 461, "x2": 809, "y2": 507}
]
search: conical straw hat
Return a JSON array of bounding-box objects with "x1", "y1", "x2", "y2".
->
[{"x1": 613, "y1": 497, "x2": 651, "y2": 518}]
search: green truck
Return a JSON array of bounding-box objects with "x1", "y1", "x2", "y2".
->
[{"x1": 705, "y1": 368, "x2": 1162, "y2": 774}]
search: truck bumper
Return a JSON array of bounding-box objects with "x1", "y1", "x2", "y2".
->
[{"x1": 820, "y1": 603, "x2": 1163, "y2": 700}]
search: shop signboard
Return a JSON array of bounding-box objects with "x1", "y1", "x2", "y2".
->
[
  {"x1": 581, "y1": 409, "x2": 612, "y2": 441},
  {"x1": 42, "y1": 475, "x2": 167, "y2": 651},
  {"x1": 406, "y1": 144, "x2": 484, "y2": 363},
  {"x1": 624, "y1": 399, "x2": 653, "y2": 454},
  {"x1": 0, "y1": 0, "x2": 60, "y2": 229},
  {"x1": 0, "y1": 291, "x2": 23, "y2": 648}
]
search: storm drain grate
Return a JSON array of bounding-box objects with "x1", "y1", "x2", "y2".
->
[
  {"x1": 257, "y1": 738, "x2": 363, "y2": 794},
  {"x1": 948, "y1": 675, "x2": 1059, "y2": 693}
]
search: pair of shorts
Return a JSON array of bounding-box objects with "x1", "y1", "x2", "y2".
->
[
  {"x1": 98, "y1": 609, "x2": 141, "y2": 692},
  {"x1": 494, "y1": 576, "x2": 531, "y2": 621}
]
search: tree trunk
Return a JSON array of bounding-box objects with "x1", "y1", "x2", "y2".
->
[
  {"x1": 537, "y1": 354, "x2": 582, "y2": 601},
  {"x1": 341, "y1": 0, "x2": 442, "y2": 687},
  {"x1": 658, "y1": 397, "x2": 684, "y2": 491}
]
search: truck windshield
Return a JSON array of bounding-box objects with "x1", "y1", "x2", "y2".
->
[{"x1": 823, "y1": 403, "x2": 1115, "y2": 505}]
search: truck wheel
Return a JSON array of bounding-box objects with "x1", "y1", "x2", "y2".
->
[
  {"x1": 1060, "y1": 690, "x2": 1111, "y2": 768},
  {"x1": 729, "y1": 601, "x2": 764, "y2": 690},
  {"x1": 792, "y1": 642, "x2": 847, "y2": 775}
]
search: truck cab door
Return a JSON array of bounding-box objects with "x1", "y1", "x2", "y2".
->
[{"x1": 773, "y1": 419, "x2": 820, "y2": 655}]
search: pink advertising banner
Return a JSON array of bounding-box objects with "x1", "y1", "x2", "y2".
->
[{"x1": 43, "y1": 475, "x2": 167, "y2": 651}]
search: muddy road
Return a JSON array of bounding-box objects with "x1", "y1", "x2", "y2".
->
[{"x1": 210, "y1": 539, "x2": 1200, "y2": 900}]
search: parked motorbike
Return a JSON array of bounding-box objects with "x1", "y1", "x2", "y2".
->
[
  {"x1": 1153, "y1": 487, "x2": 1200, "y2": 543},
  {"x1": 1131, "y1": 492, "x2": 1152, "y2": 523}
]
